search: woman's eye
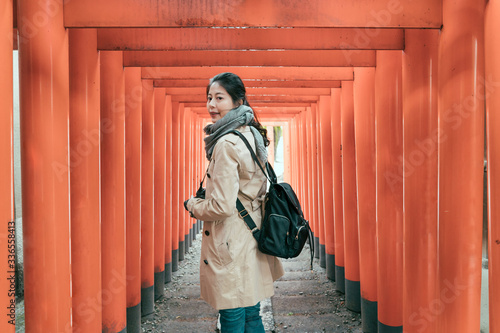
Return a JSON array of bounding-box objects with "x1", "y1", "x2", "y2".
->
[{"x1": 217, "y1": 97, "x2": 223, "y2": 100}]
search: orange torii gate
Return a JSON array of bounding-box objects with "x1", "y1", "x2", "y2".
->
[{"x1": 1, "y1": 1, "x2": 499, "y2": 333}]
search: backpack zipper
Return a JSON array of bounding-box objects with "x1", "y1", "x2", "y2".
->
[{"x1": 295, "y1": 226, "x2": 305, "y2": 239}]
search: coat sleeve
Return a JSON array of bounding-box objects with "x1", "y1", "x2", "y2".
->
[{"x1": 186, "y1": 140, "x2": 240, "y2": 221}]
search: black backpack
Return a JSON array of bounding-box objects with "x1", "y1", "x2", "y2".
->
[{"x1": 229, "y1": 130, "x2": 314, "y2": 269}]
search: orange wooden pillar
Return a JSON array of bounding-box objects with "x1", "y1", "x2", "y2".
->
[
  {"x1": 283, "y1": 122, "x2": 291, "y2": 184},
  {"x1": 124, "y1": 67, "x2": 142, "y2": 332},
  {"x1": 185, "y1": 107, "x2": 191, "y2": 251},
  {"x1": 302, "y1": 113, "x2": 309, "y2": 221},
  {"x1": 200, "y1": 116, "x2": 206, "y2": 233},
  {"x1": 68, "y1": 29, "x2": 102, "y2": 333},
  {"x1": 18, "y1": 0, "x2": 72, "y2": 331},
  {"x1": 194, "y1": 115, "x2": 201, "y2": 236},
  {"x1": 178, "y1": 103, "x2": 186, "y2": 260},
  {"x1": 197, "y1": 115, "x2": 204, "y2": 234},
  {"x1": 0, "y1": 1, "x2": 15, "y2": 332},
  {"x1": 193, "y1": 114, "x2": 199, "y2": 238},
  {"x1": 301, "y1": 112, "x2": 310, "y2": 226},
  {"x1": 336, "y1": 83, "x2": 351, "y2": 295},
  {"x1": 319, "y1": 96, "x2": 335, "y2": 278},
  {"x1": 437, "y1": 1, "x2": 485, "y2": 331},
  {"x1": 297, "y1": 116, "x2": 305, "y2": 208},
  {"x1": 293, "y1": 118, "x2": 300, "y2": 202},
  {"x1": 153, "y1": 88, "x2": 166, "y2": 299},
  {"x1": 191, "y1": 112, "x2": 199, "y2": 240},
  {"x1": 289, "y1": 119, "x2": 297, "y2": 190},
  {"x1": 192, "y1": 114, "x2": 200, "y2": 237},
  {"x1": 190, "y1": 112, "x2": 196, "y2": 242},
  {"x1": 306, "y1": 108, "x2": 319, "y2": 258},
  {"x1": 331, "y1": 89, "x2": 343, "y2": 284},
  {"x1": 100, "y1": 51, "x2": 127, "y2": 333},
  {"x1": 342, "y1": 80, "x2": 361, "y2": 313},
  {"x1": 164, "y1": 95, "x2": 173, "y2": 283},
  {"x1": 171, "y1": 102, "x2": 181, "y2": 269},
  {"x1": 295, "y1": 118, "x2": 301, "y2": 191},
  {"x1": 313, "y1": 104, "x2": 326, "y2": 268},
  {"x1": 141, "y1": 79, "x2": 155, "y2": 316},
  {"x1": 289, "y1": 119, "x2": 295, "y2": 194},
  {"x1": 352, "y1": 68, "x2": 377, "y2": 330},
  {"x1": 295, "y1": 116, "x2": 304, "y2": 208},
  {"x1": 375, "y1": 50, "x2": 403, "y2": 332},
  {"x1": 317, "y1": 96, "x2": 335, "y2": 281},
  {"x1": 486, "y1": 2, "x2": 500, "y2": 332},
  {"x1": 192, "y1": 112, "x2": 199, "y2": 240},
  {"x1": 402, "y1": 29, "x2": 439, "y2": 333}
]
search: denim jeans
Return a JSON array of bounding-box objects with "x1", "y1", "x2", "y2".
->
[{"x1": 219, "y1": 302, "x2": 265, "y2": 333}]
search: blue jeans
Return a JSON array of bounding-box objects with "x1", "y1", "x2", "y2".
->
[{"x1": 219, "y1": 302, "x2": 265, "y2": 333}]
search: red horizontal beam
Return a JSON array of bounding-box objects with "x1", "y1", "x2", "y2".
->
[
  {"x1": 124, "y1": 50, "x2": 375, "y2": 67},
  {"x1": 165, "y1": 87, "x2": 331, "y2": 96},
  {"x1": 190, "y1": 110, "x2": 300, "y2": 122},
  {"x1": 97, "y1": 27, "x2": 404, "y2": 50},
  {"x1": 64, "y1": 0, "x2": 441, "y2": 28},
  {"x1": 190, "y1": 106, "x2": 306, "y2": 113},
  {"x1": 142, "y1": 67, "x2": 354, "y2": 81},
  {"x1": 172, "y1": 95, "x2": 319, "y2": 103},
  {"x1": 184, "y1": 102, "x2": 312, "y2": 108},
  {"x1": 259, "y1": 116, "x2": 295, "y2": 122},
  {"x1": 154, "y1": 79, "x2": 341, "y2": 88}
]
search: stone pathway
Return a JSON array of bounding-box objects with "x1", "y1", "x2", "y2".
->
[{"x1": 141, "y1": 233, "x2": 362, "y2": 333}]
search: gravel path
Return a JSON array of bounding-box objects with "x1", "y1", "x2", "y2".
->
[{"x1": 141, "y1": 231, "x2": 362, "y2": 333}]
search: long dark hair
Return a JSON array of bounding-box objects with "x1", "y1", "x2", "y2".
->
[{"x1": 207, "y1": 72, "x2": 270, "y2": 147}]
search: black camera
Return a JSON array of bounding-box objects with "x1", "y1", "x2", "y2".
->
[{"x1": 195, "y1": 184, "x2": 206, "y2": 199}]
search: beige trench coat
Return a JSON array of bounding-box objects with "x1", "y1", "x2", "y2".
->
[{"x1": 186, "y1": 125, "x2": 284, "y2": 310}]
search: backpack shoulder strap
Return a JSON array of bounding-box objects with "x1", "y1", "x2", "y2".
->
[
  {"x1": 226, "y1": 130, "x2": 273, "y2": 184},
  {"x1": 236, "y1": 199, "x2": 259, "y2": 235}
]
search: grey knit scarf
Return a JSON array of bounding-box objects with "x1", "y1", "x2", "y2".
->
[{"x1": 204, "y1": 105, "x2": 268, "y2": 162}]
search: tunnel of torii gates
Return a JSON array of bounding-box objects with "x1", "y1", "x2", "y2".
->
[{"x1": 1, "y1": 0, "x2": 500, "y2": 332}]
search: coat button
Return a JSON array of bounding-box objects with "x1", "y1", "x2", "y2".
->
[
  {"x1": 204, "y1": 230, "x2": 210, "y2": 236},
  {"x1": 204, "y1": 259, "x2": 208, "y2": 265},
  {"x1": 207, "y1": 173, "x2": 211, "y2": 178}
]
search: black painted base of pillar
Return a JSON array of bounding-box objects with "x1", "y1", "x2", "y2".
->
[
  {"x1": 185, "y1": 234, "x2": 190, "y2": 252},
  {"x1": 126, "y1": 302, "x2": 141, "y2": 333},
  {"x1": 345, "y1": 278, "x2": 361, "y2": 313},
  {"x1": 141, "y1": 285, "x2": 154, "y2": 317},
  {"x1": 326, "y1": 254, "x2": 335, "y2": 281},
  {"x1": 165, "y1": 262, "x2": 172, "y2": 283},
  {"x1": 179, "y1": 241, "x2": 185, "y2": 261},
  {"x1": 172, "y1": 249, "x2": 179, "y2": 272},
  {"x1": 361, "y1": 297, "x2": 378, "y2": 333},
  {"x1": 335, "y1": 265, "x2": 345, "y2": 293},
  {"x1": 319, "y1": 244, "x2": 326, "y2": 268},
  {"x1": 378, "y1": 321, "x2": 402, "y2": 333},
  {"x1": 192, "y1": 226, "x2": 196, "y2": 241},
  {"x1": 154, "y1": 270, "x2": 165, "y2": 300},
  {"x1": 314, "y1": 237, "x2": 320, "y2": 259}
]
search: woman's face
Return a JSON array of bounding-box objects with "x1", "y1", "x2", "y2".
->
[{"x1": 207, "y1": 82, "x2": 240, "y2": 123}]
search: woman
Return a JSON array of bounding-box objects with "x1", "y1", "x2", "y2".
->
[{"x1": 184, "y1": 72, "x2": 284, "y2": 332}]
